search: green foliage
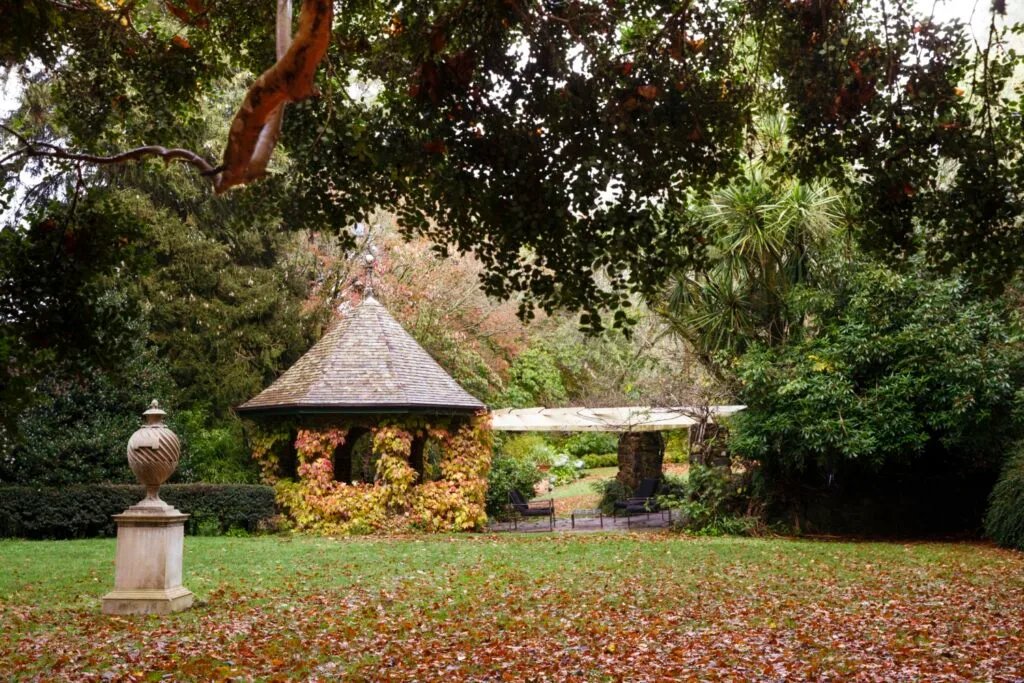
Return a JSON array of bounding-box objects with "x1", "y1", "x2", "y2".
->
[
  {"x1": 547, "y1": 453, "x2": 586, "y2": 488},
  {"x1": 3, "y1": 1, "x2": 1023, "y2": 326},
  {"x1": 497, "y1": 348, "x2": 568, "y2": 409},
  {"x1": 985, "y1": 444, "x2": 1024, "y2": 550},
  {"x1": 495, "y1": 433, "x2": 555, "y2": 466},
  {"x1": 593, "y1": 478, "x2": 627, "y2": 514},
  {"x1": 0, "y1": 192, "x2": 159, "y2": 435},
  {"x1": 562, "y1": 433, "x2": 618, "y2": 459},
  {"x1": 581, "y1": 453, "x2": 619, "y2": 469},
  {"x1": 176, "y1": 409, "x2": 258, "y2": 484},
  {"x1": 0, "y1": 484, "x2": 277, "y2": 539},
  {"x1": 659, "y1": 466, "x2": 756, "y2": 536},
  {"x1": 0, "y1": 87, "x2": 324, "y2": 483},
  {"x1": 663, "y1": 431, "x2": 690, "y2": 464},
  {"x1": 659, "y1": 118, "x2": 851, "y2": 370},
  {"x1": 731, "y1": 260, "x2": 1024, "y2": 534},
  {"x1": 732, "y1": 261, "x2": 1023, "y2": 473},
  {"x1": 122, "y1": 177, "x2": 325, "y2": 418},
  {"x1": 0, "y1": 334, "x2": 175, "y2": 487},
  {"x1": 485, "y1": 454, "x2": 544, "y2": 519}
]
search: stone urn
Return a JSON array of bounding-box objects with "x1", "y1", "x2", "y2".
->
[
  {"x1": 126, "y1": 400, "x2": 181, "y2": 505},
  {"x1": 103, "y1": 399, "x2": 193, "y2": 615}
]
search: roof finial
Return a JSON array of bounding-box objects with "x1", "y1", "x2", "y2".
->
[{"x1": 363, "y1": 252, "x2": 376, "y2": 297}]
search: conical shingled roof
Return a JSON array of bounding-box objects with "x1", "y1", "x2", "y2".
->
[{"x1": 237, "y1": 296, "x2": 485, "y2": 415}]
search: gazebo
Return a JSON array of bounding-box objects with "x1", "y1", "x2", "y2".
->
[{"x1": 237, "y1": 295, "x2": 491, "y2": 534}]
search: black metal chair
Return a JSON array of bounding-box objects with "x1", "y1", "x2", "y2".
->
[
  {"x1": 614, "y1": 478, "x2": 659, "y2": 511},
  {"x1": 613, "y1": 478, "x2": 670, "y2": 527},
  {"x1": 508, "y1": 489, "x2": 555, "y2": 530}
]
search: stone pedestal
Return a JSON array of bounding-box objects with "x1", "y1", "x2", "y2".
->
[{"x1": 102, "y1": 501, "x2": 193, "y2": 615}]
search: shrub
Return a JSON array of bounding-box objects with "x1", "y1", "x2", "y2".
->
[
  {"x1": 594, "y1": 477, "x2": 627, "y2": 514},
  {"x1": 658, "y1": 465, "x2": 764, "y2": 536},
  {"x1": 176, "y1": 409, "x2": 259, "y2": 484},
  {"x1": 986, "y1": 446, "x2": 1024, "y2": 550},
  {"x1": 562, "y1": 432, "x2": 618, "y2": 458},
  {"x1": 658, "y1": 473, "x2": 688, "y2": 499},
  {"x1": 1, "y1": 348, "x2": 176, "y2": 487},
  {"x1": 495, "y1": 347, "x2": 568, "y2": 409},
  {"x1": 0, "y1": 484, "x2": 277, "y2": 539},
  {"x1": 731, "y1": 261, "x2": 1024, "y2": 535},
  {"x1": 497, "y1": 433, "x2": 556, "y2": 466},
  {"x1": 548, "y1": 452, "x2": 586, "y2": 486},
  {"x1": 581, "y1": 453, "x2": 618, "y2": 469},
  {"x1": 663, "y1": 431, "x2": 690, "y2": 464},
  {"x1": 486, "y1": 454, "x2": 543, "y2": 518}
]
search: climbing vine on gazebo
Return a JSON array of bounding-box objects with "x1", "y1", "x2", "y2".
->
[{"x1": 251, "y1": 415, "x2": 492, "y2": 534}]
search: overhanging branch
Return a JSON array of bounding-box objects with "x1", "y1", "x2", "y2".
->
[
  {"x1": 216, "y1": 0, "x2": 331, "y2": 193},
  {"x1": 3, "y1": 0, "x2": 332, "y2": 195}
]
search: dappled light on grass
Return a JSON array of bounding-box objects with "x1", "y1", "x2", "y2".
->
[{"x1": 1, "y1": 535, "x2": 1023, "y2": 680}]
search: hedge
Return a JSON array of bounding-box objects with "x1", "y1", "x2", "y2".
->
[
  {"x1": 0, "y1": 484, "x2": 277, "y2": 539},
  {"x1": 581, "y1": 453, "x2": 619, "y2": 469}
]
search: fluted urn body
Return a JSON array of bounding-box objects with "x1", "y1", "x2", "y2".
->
[{"x1": 127, "y1": 400, "x2": 180, "y2": 503}]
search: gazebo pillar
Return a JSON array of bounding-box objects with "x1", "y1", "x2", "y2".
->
[{"x1": 616, "y1": 431, "x2": 665, "y2": 494}]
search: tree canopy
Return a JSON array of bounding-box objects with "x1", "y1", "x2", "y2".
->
[{"x1": 3, "y1": 0, "x2": 1021, "y2": 326}]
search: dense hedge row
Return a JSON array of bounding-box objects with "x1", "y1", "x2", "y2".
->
[{"x1": 0, "y1": 484, "x2": 276, "y2": 539}]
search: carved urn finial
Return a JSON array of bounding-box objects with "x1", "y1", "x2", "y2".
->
[{"x1": 126, "y1": 400, "x2": 181, "y2": 505}]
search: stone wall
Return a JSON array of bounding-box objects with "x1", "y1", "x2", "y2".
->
[{"x1": 616, "y1": 431, "x2": 665, "y2": 494}]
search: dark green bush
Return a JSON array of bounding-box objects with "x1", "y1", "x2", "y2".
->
[
  {"x1": 986, "y1": 446, "x2": 1024, "y2": 550},
  {"x1": 0, "y1": 484, "x2": 276, "y2": 539},
  {"x1": 486, "y1": 455, "x2": 543, "y2": 518},
  {"x1": 175, "y1": 408, "x2": 259, "y2": 484},
  {"x1": 656, "y1": 466, "x2": 767, "y2": 536},
  {"x1": 732, "y1": 262, "x2": 1024, "y2": 535},
  {"x1": 581, "y1": 453, "x2": 618, "y2": 469}
]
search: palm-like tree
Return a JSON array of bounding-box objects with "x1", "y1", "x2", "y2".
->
[{"x1": 659, "y1": 118, "x2": 851, "y2": 369}]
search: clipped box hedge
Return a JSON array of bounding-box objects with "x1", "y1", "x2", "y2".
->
[{"x1": 0, "y1": 484, "x2": 277, "y2": 539}]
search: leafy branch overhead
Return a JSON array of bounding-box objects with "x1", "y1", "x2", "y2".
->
[
  {"x1": 1, "y1": 0, "x2": 1021, "y2": 324},
  {"x1": 2, "y1": 0, "x2": 332, "y2": 194}
]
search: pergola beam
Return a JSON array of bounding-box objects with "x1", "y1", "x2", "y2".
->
[{"x1": 488, "y1": 405, "x2": 746, "y2": 432}]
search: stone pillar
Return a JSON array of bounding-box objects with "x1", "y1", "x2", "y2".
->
[
  {"x1": 102, "y1": 400, "x2": 193, "y2": 615},
  {"x1": 616, "y1": 431, "x2": 665, "y2": 494},
  {"x1": 689, "y1": 422, "x2": 729, "y2": 467}
]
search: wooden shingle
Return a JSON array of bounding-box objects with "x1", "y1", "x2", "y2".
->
[{"x1": 237, "y1": 296, "x2": 485, "y2": 415}]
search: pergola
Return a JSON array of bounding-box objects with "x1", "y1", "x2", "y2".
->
[
  {"x1": 491, "y1": 405, "x2": 746, "y2": 495},
  {"x1": 490, "y1": 405, "x2": 746, "y2": 432}
]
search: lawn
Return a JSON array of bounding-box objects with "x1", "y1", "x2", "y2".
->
[{"x1": 1, "y1": 535, "x2": 1022, "y2": 680}]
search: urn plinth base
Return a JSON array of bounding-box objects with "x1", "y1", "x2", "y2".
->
[{"x1": 101, "y1": 506, "x2": 193, "y2": 616}]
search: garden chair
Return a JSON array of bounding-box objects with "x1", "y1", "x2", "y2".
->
[
  {"x1": 614, "y1": 478, "x2": 670, "y2": 527},
  {"x1": 508, "y1": 489, "x2": 555, "y2": 531}
]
